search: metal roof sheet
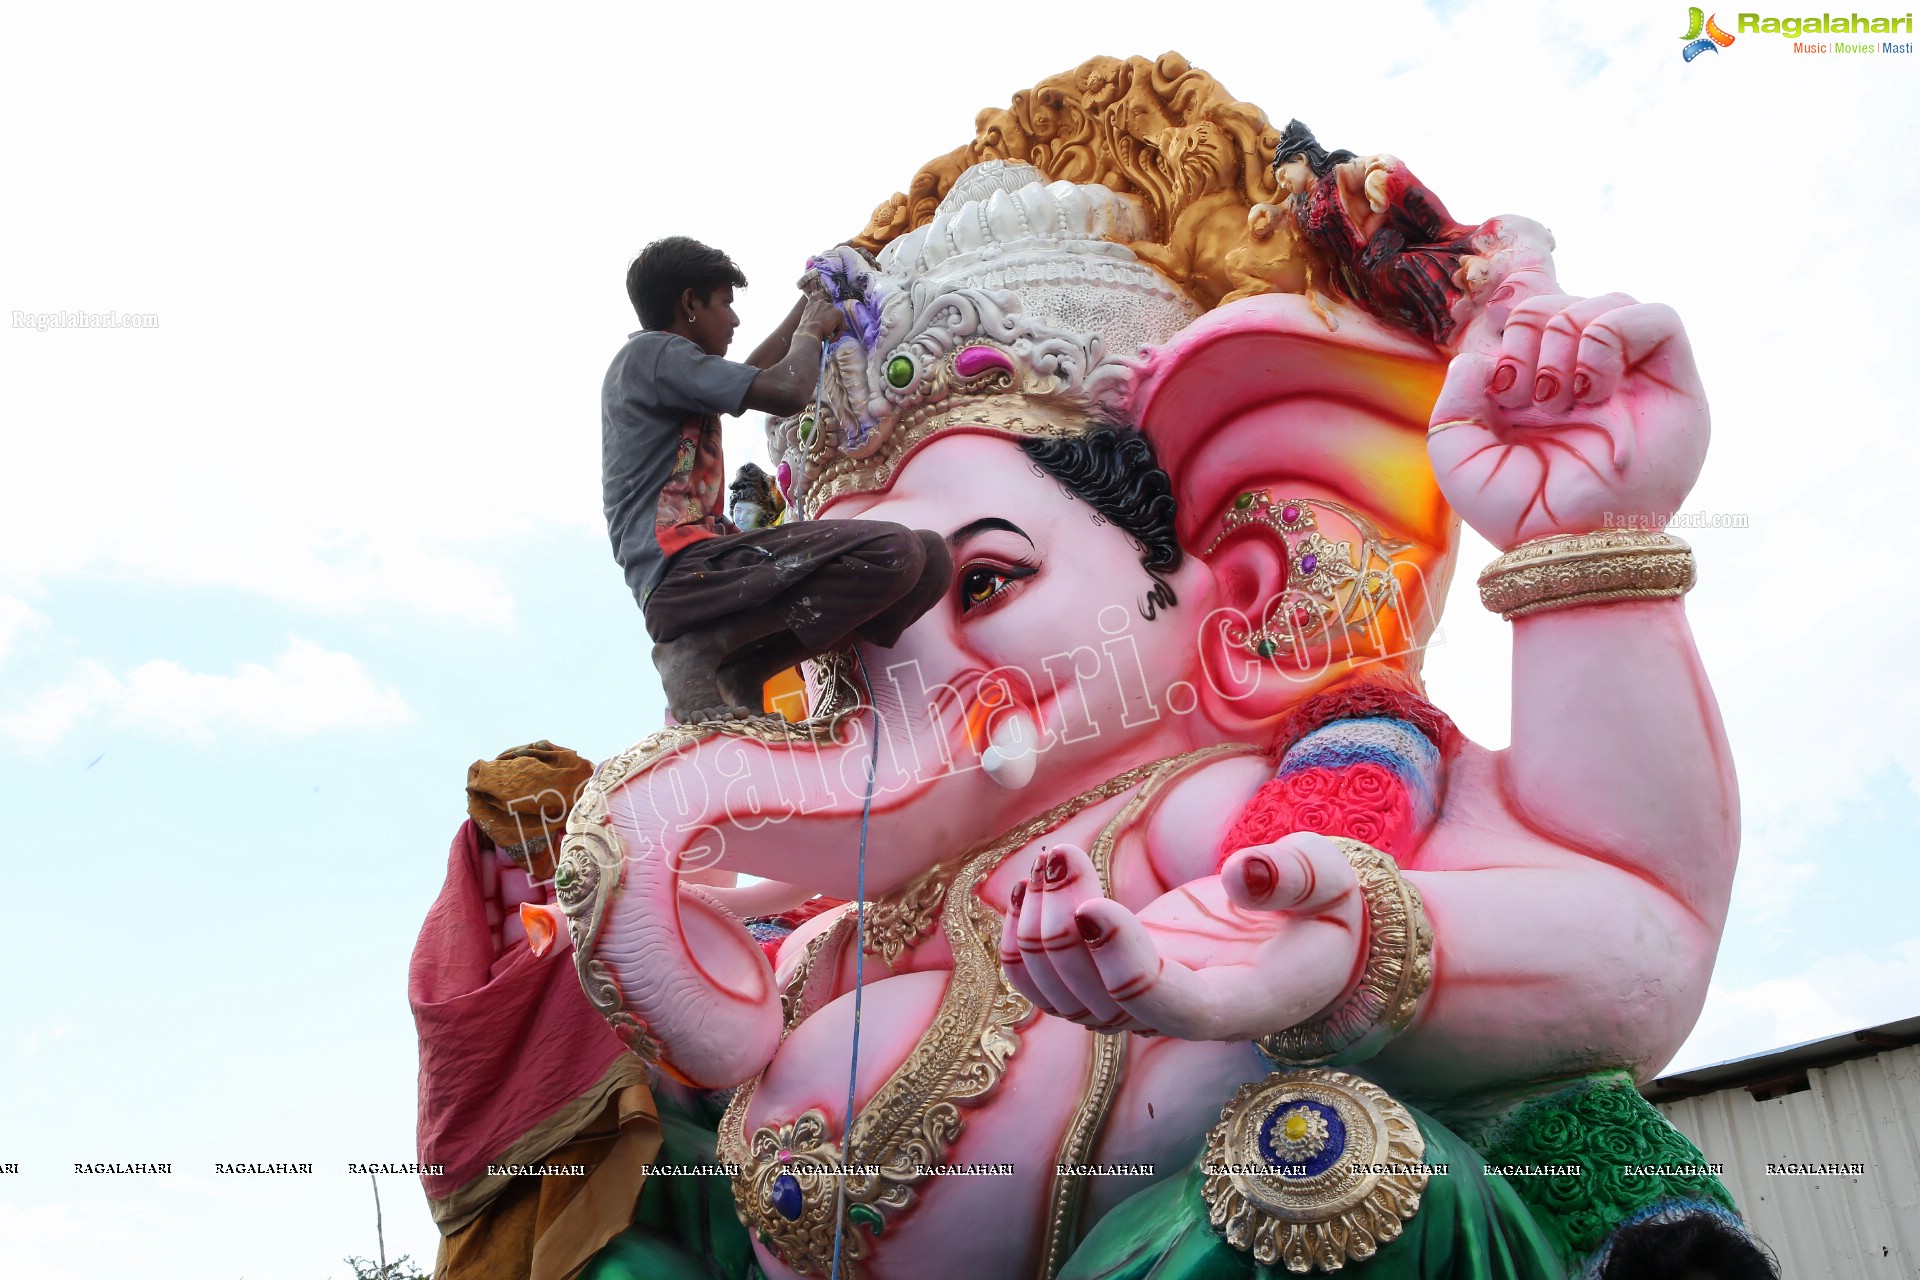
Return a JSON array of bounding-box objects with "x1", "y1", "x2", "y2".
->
[{"x1": 1656, "y1": 1044, "x2": 1920, "y2": 1276}]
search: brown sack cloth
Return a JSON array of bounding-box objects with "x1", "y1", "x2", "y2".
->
[{"x1": 466, "y1": 741, "x2": 594, "y2": 867}]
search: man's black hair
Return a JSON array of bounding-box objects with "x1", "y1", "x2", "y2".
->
[
  {"x1": 1021, "y1": 423, "x2": 1182, "y2": 617},
  {"x1": 1596, "y1": 1212, "x2": 1780, "y2": 1280},
  {"x1": 627, "y1": 236, "x2": 749, "y2": 330},
  {"x1": 1273, "y1": 119, "x2": 1356, "y2": 180}
]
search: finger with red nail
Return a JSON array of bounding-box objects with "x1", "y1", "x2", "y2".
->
[
  {"x1": 997, "y1": 878, "x2": 1051, "y2": 1011},
  {"x1": 1491, "y1": 293, "x2": 1574, "y2": 411},
  {"x1": 1035, "y1": 844, "x2": 1136, "y2": 1027},
  {"x1": 1221, "y1": 833, "x2": 1355, "y2": 916},
  {"x1": 1533, "y1": 293, "x2": 1634, "y2": 417},
  {"x1": 1015, "y1": 843, "x2": 1118, "y2": 1023}
]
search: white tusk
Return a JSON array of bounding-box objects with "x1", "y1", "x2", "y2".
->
[{"x1": 980, "y1": 710, "x2": 1039, "y2": 790}]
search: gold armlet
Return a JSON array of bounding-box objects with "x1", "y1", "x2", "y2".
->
[
  {"x1": 1477, "y1": 530, "x2": 1695, "y2": 620},
  {"x1": 1257, "y1": 839, "x2": 1432, "y2": 1067}
]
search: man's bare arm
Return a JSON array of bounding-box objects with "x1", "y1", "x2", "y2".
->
[
  {"x1": 743, "y1": 296, "x2": 844, "y2": 416},
  {"x1": 742, "y1": 297, "x2": 807, "y2": 370}
]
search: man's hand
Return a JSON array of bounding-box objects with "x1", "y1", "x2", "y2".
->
[{"x1": 799, "y1": 294, "x2": 845, "y2": 343}]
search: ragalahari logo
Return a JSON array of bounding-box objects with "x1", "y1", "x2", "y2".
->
[{"x1": 1681, "y1": 8, "x2": 1738, "y2": 57}]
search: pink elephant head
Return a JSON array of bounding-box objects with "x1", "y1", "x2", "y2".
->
[
  {"x1": 556, "y1": 162, "x2": 1470, "y2": 1089},
  {"x1": 580, "y1": 166, "x2": 1462, "y2": 906}
]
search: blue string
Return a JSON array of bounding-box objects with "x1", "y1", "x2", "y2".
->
[{"x1": 828, "y1": 650, "x2": 880, "y2": 1278}]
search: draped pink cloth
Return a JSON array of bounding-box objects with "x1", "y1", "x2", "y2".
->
[{"x1": 411, "y1": 820, "x2": 632, "y2": 1216}]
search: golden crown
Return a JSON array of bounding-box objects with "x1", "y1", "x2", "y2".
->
[{"x1": 768, "y1": 53, "x2": 1297, "y2": 516}]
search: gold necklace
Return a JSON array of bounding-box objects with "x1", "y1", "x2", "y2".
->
[
  {"x1": 860, "y1": 860, "x2": 955, "y2": 966},
  {"x1": 721, "y1": 745, "x2": 1257, "y2": 1278}
]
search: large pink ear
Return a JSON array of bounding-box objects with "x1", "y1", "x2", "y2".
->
[
  {"x1": 1194, "y1": 530, "x2": 1290, "y2": 729},
  {"x1": 1132, "y1": 294, "x2": 1459, "y2": 702}
]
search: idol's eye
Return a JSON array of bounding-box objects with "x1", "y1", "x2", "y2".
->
[{"x1": 957, "y1": 561, "x2": 1036, "y2": 614}]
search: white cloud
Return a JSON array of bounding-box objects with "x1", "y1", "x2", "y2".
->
[
  {"x1": 1666, "y1": 936, "x2": 1920, "y2": 1073},
  {"x1": 0, "y1": 594, "x2": 48, "y2": 665},
  {"x1": 2, "y1": 661, "x2": 120, "y2": 747},
  {"x1": 1, "y1": 640, "x2": 411, "y2": 750}
]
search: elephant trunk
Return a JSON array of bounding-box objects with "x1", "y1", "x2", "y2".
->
[{"x1": 558, "y1": 666, "x2": 1010, "y2": 1087}]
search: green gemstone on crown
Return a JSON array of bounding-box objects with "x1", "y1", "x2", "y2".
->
[
  {"x1": 848, "y1": 1203, "x2": 885, "y2": 1236},
  {"x1": 798, "y1": 416, "x2": 815, "y2": 443},
  {"x1": 886, "y1": 356, "x2": 914, "y2": 388},
  {"x1": 1235, "y1": 491, "x2": 1256, "y2": 510}
]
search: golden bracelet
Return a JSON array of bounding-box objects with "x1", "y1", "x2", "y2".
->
[
  {"x1": 1257, "y1": 839, "x2": 1432, "y2": 1067},
  {"x1": 1477, "y1": 530, "x2": 1695, "y2": 620}
]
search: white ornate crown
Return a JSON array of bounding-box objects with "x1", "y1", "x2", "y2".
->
[{"x1": 771, "y1": 161, "x2": 1202, "y2": 516}]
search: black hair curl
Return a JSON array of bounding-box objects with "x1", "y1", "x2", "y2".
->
[{"x1": 1020, "y1": 423, "x2": 1182, "y2": 578}]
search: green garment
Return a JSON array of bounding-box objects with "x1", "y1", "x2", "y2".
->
[
  {"x1": 1059, "y1": 1113, "x2": 1570, "y2": 1280},
  {"x1": 1466, "y1": 1072, "x2": 1737, "y2": 1261},
  {"x1": 580, "y1": 1091, "x2": 762, "y2": 1280},
  {"x1": 577, "y1": 1070, "x2": 1736, "y2": 1280}
]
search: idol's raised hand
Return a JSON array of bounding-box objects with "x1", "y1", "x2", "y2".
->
[{"x1": 1429, "y1": 294, "x2": 1709, "y2": 549}]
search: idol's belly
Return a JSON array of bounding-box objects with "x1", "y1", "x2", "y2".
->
[{"x1": 740, "y1": 970, "x2": 1268, "y2": 1280}]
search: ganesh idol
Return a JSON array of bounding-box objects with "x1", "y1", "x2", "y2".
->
[{"x1": 549, "y1": 54, "x2": 1741, "y2": 1280}]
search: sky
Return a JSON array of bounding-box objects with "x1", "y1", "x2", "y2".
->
[{"x1": 2, "y1": 2, "x2": 1916, "y2": 1277}]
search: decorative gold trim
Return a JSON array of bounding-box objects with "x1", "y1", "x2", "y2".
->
[
  {"x1": 1038, "y1": 746, "x2": 1258, "y2": 1279},
  {"x1": 803, "y1": 395, "x2": 1087, "y2": 516},
  {"x1": 720, "y1": 747, "x2": 1252, "y2": 1278},
  {"x1": 1201, "y1": 1068, "x2": 1428, "y2": 1272},
  {"x1": 1477, "y1": 530, "x2": 1695, "y2": 620},
  {"x1": 1257, "y1": 840, "x2": 1432, "y2": 1067},
  {"x1": 861, "y1": 862, "x2": 952, "y2": 965}
]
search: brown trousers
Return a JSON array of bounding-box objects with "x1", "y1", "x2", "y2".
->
[{"x1": 643, "y1": 520, "x2": 951, "y2": 678}]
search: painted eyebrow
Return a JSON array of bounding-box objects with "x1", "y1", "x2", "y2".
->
[{"x1": 946, "y1": 517, "x2": 1034, "y2": 550}]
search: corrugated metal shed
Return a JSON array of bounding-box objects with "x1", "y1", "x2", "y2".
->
[{"x1": 1648, "y1": 1021, "x2": 1920, "y2": 1277}]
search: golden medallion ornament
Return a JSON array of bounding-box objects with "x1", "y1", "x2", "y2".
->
[
  {"x1": 1201, "y1": 1068, "x2": 1428, "y2": 1273},
  {"x1": 734, "y1": 1107, "x2": 881, "y2": 1278}
]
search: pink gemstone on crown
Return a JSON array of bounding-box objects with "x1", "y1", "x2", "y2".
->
[{"x1": 954, "y1": 345, "x2": 1013, "y2": 379}]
